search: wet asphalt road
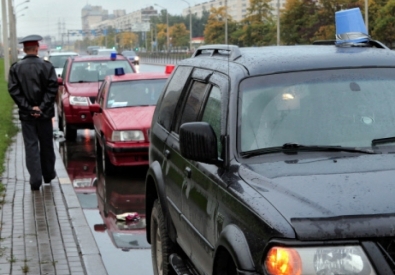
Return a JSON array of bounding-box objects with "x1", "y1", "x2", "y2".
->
[{"x1": 57, "y1": 64, "x2": 166, "y2": 275}]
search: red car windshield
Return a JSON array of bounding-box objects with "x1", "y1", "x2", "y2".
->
[
  {"x1": 69, "y1": 60, "x2": 134, "y2": 83},
  {"x1": 106, "y1": 79, "x2": 167, "y2": 108}
]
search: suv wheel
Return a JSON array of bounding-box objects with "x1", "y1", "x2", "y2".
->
[
  {"x1": 151, "y1": 199, "x2": 175, "y2": 275},
  {"x1": 63, "y1": 111, "x2": 77, "y2": 140},
  {"x1": 214, "y1": 251, "x2": 237, "y2": 275}
]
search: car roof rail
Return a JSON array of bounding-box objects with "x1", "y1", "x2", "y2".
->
[
  {"x1": 192, "y1": 44, "x2": 242, "y2": 61},
  {"x1": 313, "y1": 39, "x2": 389, "y2": 49}
]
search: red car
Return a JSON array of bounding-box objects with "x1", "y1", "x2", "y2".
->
[
  {"x1": 90, "y1": 66, "x2": 173, "y2": 174},
  {"x1": 57, "y1": 54, "x2": 136, "y2": 140}
]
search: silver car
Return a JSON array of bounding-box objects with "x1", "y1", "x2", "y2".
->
[{"x1": 48, "y1": 51, "x2": 79, "y2": 77}]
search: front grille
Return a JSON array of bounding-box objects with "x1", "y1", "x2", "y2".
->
[
  {"x1": 89, "y1": 97, "x2": 96, "y2": 104},
  {"x1": 376, "y1": 238, "x2": 395, "y2": 272}
]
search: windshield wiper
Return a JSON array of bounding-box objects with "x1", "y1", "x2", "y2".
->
[
  {"x1": 372, "y1": 137, "x2": 395, "y2": 146},
  {"x1": 241, "y1": 143, "x2": 376, "y2": 158}
]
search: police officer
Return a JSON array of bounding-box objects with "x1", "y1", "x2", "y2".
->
[{"x1": 8, "y1": 34, "x2": 58, "y2": 191}]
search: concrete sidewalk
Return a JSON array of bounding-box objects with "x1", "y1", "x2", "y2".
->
[{"x1": 0, "y1": 111, "x2": 107, "y2": 275}]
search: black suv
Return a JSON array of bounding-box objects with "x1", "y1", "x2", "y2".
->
[{"x1": 145, "y1": 39, "x2": 395, "y2": 275}]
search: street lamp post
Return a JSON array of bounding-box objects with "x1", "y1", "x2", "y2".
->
[
  {"x1": 155, "y1": 4, "x2": 169, "y2": 52},
  {"x1": 8, "y1": 0, "x2": 18, "y2": 64},
  {"x1": 225, "y1": 0, "x2": 228, "y2": 44},
  {"x1": 365, "y1": 0, "x2": 368, "y2": 31},
  {"x1": 181, "y1": 0, "x2": 192, "y2": 51},
  {"x1": 2, "y1": 0, "x2": 10, "y2": 79},
  {"x1": 276, "y1": 0, "x2": 280, "y2": 45}
]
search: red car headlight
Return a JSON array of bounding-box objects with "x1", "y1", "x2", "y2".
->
[
  {"x1": 111, "y1": 130, "x2": 145, "y2": 142},
  {"x1": 69, "y1": 96, "x2": 89, "y2": 106}
]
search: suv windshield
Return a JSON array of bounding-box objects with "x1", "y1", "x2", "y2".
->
[
  {"x1": 239, "y1": 68, "x2": 395, "y2": 152},
  {"x1": 106, "y1": 79, "x2": 166, "y2": 108},
  {"x1": 69, "y1": 60, "x2": 134, "y2": 82}
]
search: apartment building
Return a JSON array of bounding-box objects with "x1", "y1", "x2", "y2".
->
[
  {"x1": 84, "y1": 6, "x2": 158, "y2": 33},
  {"x1": 182, "y1": 0, "x2": 287, "y2": 21}
]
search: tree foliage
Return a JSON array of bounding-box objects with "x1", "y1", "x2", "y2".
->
[
  {"x1": 372, "y1": 0, "x2": 395, "y2": 47},
  {"x1": 236, "y1": 0, "x2": 276, "y2": 46},
  {"x1": 204, "y1": 7, "x2": 237, "y2": 44},
  {"x1": 170, "y1": 23, "x2": 190, "y2": 47},
  {"x1": 74, "y1": 0, "x2": 395, "y2": 52}
]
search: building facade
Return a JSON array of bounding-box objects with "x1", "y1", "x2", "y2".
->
[
  {"x1": 81, "y1": 5, "x2": 109, "y2": 33},
  {"x1": 88, "y1": 6, "x2": 158, "y2": 33},
  {"x1": 182, "y1": 0, "x2": 286, "y2": 21}
]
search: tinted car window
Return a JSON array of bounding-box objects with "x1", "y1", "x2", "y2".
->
[
  {"x1": 176, "y1": 81, "x2": 209, "y2": 132},
  {"x1": 106, "y1": 79, "x2": 167, "y2": 108},
  {"x1": 61, "y1": 59, "x2": 69, "y2": 80},
  {"x1": 240, "y1": 68, "x2": 395, "y2": 151},
  {"x1": 69, "y1": 61, "x2": 134, "y2": 82},
  {"x1": 202, "y1": 86, "x2": 222, "y2": 156},
  {"x1": 157, "y1": 66, "x2": 193, "y2": 131},
  {"x1": 98, "y1": 81, "x2": 108, "y2": 108}
]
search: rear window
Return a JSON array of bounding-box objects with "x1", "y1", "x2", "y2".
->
[{"x1": 69, "y1": 60, "x2": 134, "y2": 82}]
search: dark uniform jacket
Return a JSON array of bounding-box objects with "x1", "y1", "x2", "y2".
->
[{"x1": 8, "y1": 55, "x2": 58, "y2": 121}]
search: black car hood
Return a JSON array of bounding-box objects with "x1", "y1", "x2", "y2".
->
[{"x1": 240, "y1": 154, "x2": 395, "y2": 240}]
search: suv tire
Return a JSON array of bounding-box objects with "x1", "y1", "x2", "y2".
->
[
  {"x1": 151, "y1": 199, "x2": 175, "y2": 275},
  {"x1": 214, "y1": 251, "x2": 237, "y2": 275}
]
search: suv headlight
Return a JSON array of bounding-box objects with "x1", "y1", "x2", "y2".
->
[
  {"x1": 69, "y1": 96, "x2": 89, "y2": 106},
  {"x1": 135, "y1": 56, "x2": 139, "y2": 61},
  {"x1": 111, "y1": 130, "x2": 145, "y2": 142},
  {"x1": 264, "y1": 246, "x2": 376, "y2": 275}
]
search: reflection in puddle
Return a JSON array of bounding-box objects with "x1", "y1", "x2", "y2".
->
[{"x1": 58, "y1": 131, "x2": 150, "y2": 250}]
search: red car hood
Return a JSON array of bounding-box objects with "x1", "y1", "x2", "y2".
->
[
  {"x1": 66, "y1": 82, "x2": 101, "y2": 97},
  {"x1": 105, "y1": 106, "x2": 156, "y2": 130}
]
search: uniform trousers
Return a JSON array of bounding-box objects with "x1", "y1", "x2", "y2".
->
[{"x1": 21, "y1": 119, "x2": 56, "y2": 186}]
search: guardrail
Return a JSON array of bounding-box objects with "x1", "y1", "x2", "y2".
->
[{"x1": 138, "y1": 52, "x2": 192, "y2": 65}]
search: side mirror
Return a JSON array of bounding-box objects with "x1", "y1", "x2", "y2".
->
[
  {"x1": 89, "y1": 103, "x2": 102, "y2": 113},
  {"x1": 179, "y1": 122, "x2": 218, "y2": 164},
  {"x1": 57, "y1": 77, "x2": 63, "y2": 85}
]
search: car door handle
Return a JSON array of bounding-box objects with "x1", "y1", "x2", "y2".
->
[
  {"x1": 164, "y1": 149, "x2": 170, "y2": 159},
  {"x1": 184, "y1": 167, "x2": 191, "y2": 178}
]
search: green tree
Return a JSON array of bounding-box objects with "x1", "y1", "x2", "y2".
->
[
  {"x1": 235, "y1": 0, "x2": 276, "y2": 46},
  {"x1": 170, "y1": 23, "x2": 190, "y2": 47},
  {"x1": 372, "y1": 0, "x2": 395, "y2": 47},
  {"x1": 204, "y1": 7, "x2": 237, "y2": 44},
  {"x1": 156, "y1": 23, "x2": 168, "y2": 50},
  {"x1": 280, "y1": 0, "x2": 320, "y2": 44}
]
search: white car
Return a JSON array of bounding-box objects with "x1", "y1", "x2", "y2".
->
[
  {"x1": 48, "y1": 51, "x2": 79, "y2": 77},
  {"x1": 94, "y1": 48, "x2": 117, "y2": 56}
]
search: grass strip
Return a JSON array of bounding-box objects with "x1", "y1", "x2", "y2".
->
[{"x1": 0, "y1": 59, "x2": 19, "y2": 178}]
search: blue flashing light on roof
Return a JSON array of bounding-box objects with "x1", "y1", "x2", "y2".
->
[
  {"x1": 114, "y1": 68, "x2": 125, "y2": 76},
  {"x1": 110, "y1": 52, "x2": 116, "y2": 60},
  {"x1": 335, "y1": 8, "x2": 370, "y2": 45}
]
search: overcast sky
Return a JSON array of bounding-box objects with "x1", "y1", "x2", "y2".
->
[{"x1": 3, "y1": 0, "x2": 205, "y2": 40}]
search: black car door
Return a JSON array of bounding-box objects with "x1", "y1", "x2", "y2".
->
[{"x1": 168, "y1": 70, "x2": 228, "y2": 274}]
